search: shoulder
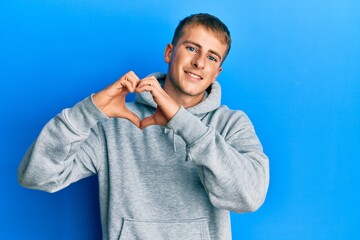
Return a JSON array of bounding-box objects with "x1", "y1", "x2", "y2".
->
[
  {"x1": 213, "y1": 105, "x2": 251, "y2": 123},
  {"x1": 206, "y1": 105, "x2": 255, "y2": 138}
]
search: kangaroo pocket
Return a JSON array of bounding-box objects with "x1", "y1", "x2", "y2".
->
[{"x1": 119, "y1": 218, "x2": 211, "y2": 240}]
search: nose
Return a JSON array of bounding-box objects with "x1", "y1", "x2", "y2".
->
[{"x1": 192, "y1": 54, "x2": 205, "y2": 69}]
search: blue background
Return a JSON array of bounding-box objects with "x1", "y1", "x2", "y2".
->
[{"x1": 1, "y1": 0, "x2": 359, "y2": 239}]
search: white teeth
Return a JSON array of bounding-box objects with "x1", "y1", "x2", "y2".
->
[{"x1": 187, "y1": 72, "x2": 201, "y2": 79}]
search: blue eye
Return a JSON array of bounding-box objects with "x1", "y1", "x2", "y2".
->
[
  {"x1": 208, "y1": 56, "x2": 217, "y2": 62},
  {"x1": 187, "y1": 46, "x2": 196, "y2": 52}
]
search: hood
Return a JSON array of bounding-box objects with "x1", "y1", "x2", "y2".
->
[{"x1": 135, "y1": 72, "x2": 222, "y2": 116}]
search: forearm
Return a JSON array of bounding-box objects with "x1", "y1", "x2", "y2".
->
[
  {"x1": 167, "y1": 107, "x2": 270, "y2": 213},
  {"x1": 18, "y1": 95, "x2": 108, "y2": 192}
]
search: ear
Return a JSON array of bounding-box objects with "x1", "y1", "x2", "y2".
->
[
  {"x1": 164, "y1": 44, "x2": 173, "y2": 63},
  {"x1": 212, "y1": 66, "x2": 223, "y2": 83}
]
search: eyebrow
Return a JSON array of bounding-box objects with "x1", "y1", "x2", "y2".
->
[{"x1": 182, "y1": 40, "x2": 223, "y2": 61}]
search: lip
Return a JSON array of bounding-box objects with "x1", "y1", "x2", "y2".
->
[{"x1": 184, "y1": 70, "x2": 203, "y2": 80}]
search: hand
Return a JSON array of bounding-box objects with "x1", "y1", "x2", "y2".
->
[
  {"x1": 136, "y1": 76, "x2": 180, "y2": 129},
  {"x1": 92, "y1": 71, "x2": 141, "y2": 128}
]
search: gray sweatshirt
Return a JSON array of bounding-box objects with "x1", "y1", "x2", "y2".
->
[{"x1": 18, "y1": 73, "x2": 269, "y2": 240}]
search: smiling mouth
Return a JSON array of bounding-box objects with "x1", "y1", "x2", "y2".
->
[{"x1": 185, "y1": 71, "x2": 203, "y2": 80}]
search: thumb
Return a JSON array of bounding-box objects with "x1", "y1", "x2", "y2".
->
[
  {"x1": 122, "y1": 109, "x2": 141, "y2": 128},
  {"x1": 140, "y1": 116, "x2": 157, "y2": 130}
]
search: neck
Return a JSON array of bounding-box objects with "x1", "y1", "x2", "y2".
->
[{"x1": 163, "y1": 80, "x2": 205, "y2": 108}]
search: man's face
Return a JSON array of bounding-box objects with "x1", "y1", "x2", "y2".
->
[{"x1": 164, "y1": 24, "x2": 228, "y2": 106}]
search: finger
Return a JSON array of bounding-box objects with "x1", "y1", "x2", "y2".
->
[
  {"x1": 115, "y1": 72, "x2": 139, "y2": 91},
  {"x1": 141, "y1": 76, "x2": 158, "y2": 82},
  {"x1": 123, "y1": 108, "x2": 141, "y2": 128},
  {"x1": 136, "y1": 76, "x2": 160, "y2": 89},
  {"x1": 135, "y1": 81, "x2": 161, "y2": 95},
  {"x1": 125, "y1": 71, "x2": 141, "y2": 90},
  {"x1": 135, "y1": 83, "x2": 153, "y2": 93},
  {"x1": 123, "y1": 78, "x2": 139, "y2": 92},
  {"x1": 140, "y1": 116, "x2": 157, "y2": 130},
  {"x1": 127, "y1": 70, "x2": 140, "y2": 80}
]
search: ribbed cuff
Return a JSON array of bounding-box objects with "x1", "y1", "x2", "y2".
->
[{"x1": 166, "y1": 107, "x2": 210, "y2": 145}]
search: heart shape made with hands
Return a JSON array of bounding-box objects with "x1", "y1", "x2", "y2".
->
[{"x1": 93, "y1": 73, "x2": 180, "y2": 130}]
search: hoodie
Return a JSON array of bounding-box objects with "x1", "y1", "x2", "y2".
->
[{"x1": 18, "y1": 73, "x2": 270, "y2": 240}]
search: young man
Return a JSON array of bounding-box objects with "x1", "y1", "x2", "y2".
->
[{"x1": 18, "y1": 13, "x2": 269, "y2": 240}]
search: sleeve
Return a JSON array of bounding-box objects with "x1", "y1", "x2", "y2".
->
[
  {"x1": 167, "y1": 107, "x2": 270, "y2": 213},
  {"x1": 17, "y1": 95, "x2": 109, "y2": 193}
]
